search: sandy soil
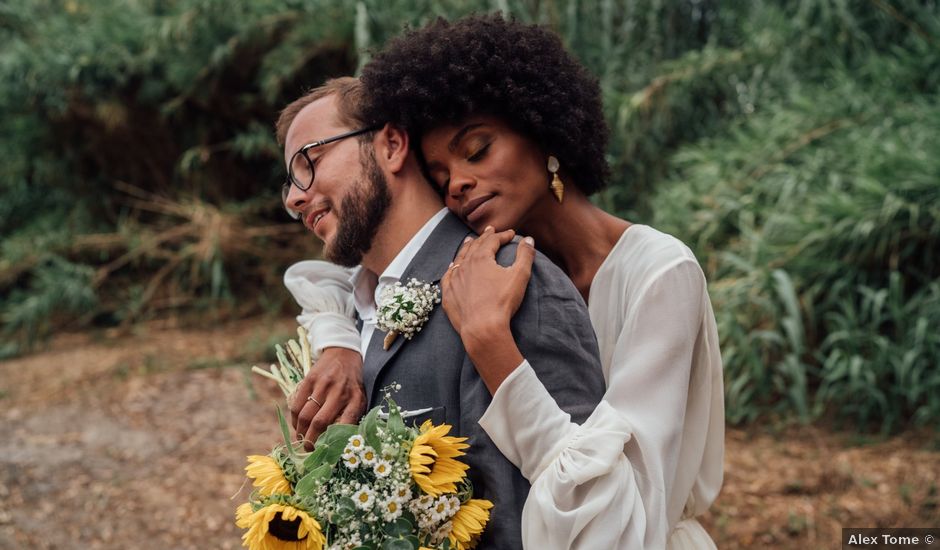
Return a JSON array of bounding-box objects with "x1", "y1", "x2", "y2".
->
[{"x1": 1, "y1": 317, "x2": 937, "y2": 549}]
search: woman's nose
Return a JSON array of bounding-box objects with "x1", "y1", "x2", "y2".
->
[{"x1": 449, "y1": 171, "x2": 475, "y2": 198}]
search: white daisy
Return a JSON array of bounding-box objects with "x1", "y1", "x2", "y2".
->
[
  {"x1": 347, "y1": 434, "x2": 365, "y2": 450},
  {"x1": 430, "y1": 497, "x2": 450, "y2": 522},
  {"x1": 392, "y1": 484, "x2": 412, "y2": 503},
  {"x1": 342, "y1": 451, "x2": 361, "y2": 470},
  {"x1": 380, "y1": 497, "x2": 403, "y2": 522},
  {"x1": 445, "y1": 495, "x2": 461, "y2": 515},
  {"x1": 360, "y1": 446, "x2": 378, "y2": 465},
  {"x1": 416, "y1": 494, "x2": 434, "y2": 510},
  {"x1": 372, "y1": 459, "x2": 392, "y2": 478},
  {"x1": 351, "y1": 485, "x2": 375, "y2": 511},
  {"x1": 432, "y1": 520, "x2": 453, "y2": 544}
]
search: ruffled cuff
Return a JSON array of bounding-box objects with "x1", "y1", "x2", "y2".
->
[
  {"x1": 545, "y1": 400, "x2": 635, "y2": 485},
  {"x1": 283, "y1": 260, "x2": 359, "y2": 359},
  {"x1": 298, "y1": 311, "x2": 361, "y2": 359},
  {"x1": 479, "y1": 361, "x2": 634, "y2": 482}
]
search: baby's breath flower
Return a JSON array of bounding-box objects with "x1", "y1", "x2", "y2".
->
[{"x1": 376, "y1": 279, "x2": 441, "y2": 342}]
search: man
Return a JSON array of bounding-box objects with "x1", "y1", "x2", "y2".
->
[{"x1": 278, "y1": 77, "x2": 605, "y2": 548}]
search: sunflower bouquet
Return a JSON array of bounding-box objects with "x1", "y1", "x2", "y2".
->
[{"x1": 239, "y1": 329, "x2": 493, "y2": 550}]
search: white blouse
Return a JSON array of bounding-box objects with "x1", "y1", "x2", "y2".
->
[{"x1": 283, "y1": 225, "x2": 724, "y2": 549}]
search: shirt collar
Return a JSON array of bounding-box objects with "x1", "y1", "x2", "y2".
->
[{"x1": 351, "y1": 207, "x2": 449, "y2": 322}]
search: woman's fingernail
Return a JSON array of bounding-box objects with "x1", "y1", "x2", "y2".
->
[
  {"x1": 523, "y1": 236, "x2": 535, "y2": 246},
  {"x1": 448, "y1": 262, "x2": 454, "y2": 268},
  {"x1": 464, "y1": 236, "x2": 473, "y2": 243},
  {"x1": 484, "y1": 225, "x2": 494, "y2": 233}
]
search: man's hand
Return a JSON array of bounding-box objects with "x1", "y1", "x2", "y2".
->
[{"x1": 289, "y1": 346, "x2": 366, "y2": 450}]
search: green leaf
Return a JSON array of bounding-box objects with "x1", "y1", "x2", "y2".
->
[
  {"x1": 334, "y1": 497, "x2": 356, "y2": 522},
  {"x1": 276, "y1": 406, "x2": 295, "y2": 456},
  {"x1": 316, "y1": 422, "x2": 359, "y2": 448},
  {"x1": 381, "y1": 539, "x2": 414, "y2": 550},
  {"x1": 383, "y1": 517, "x2": 414, "y2": 537},
  {"x1": 294, "y1": 463, "x2": 331, "y2": 495},
  {"x1": 360, "y1": 405, "x2": 383, "y2": 451},
  {"x1": 304, "y1": 423, "x2": 357, "y2": 469},
  {"x1": 386, "y1": 398, "x2": 407, "y2": 437}
]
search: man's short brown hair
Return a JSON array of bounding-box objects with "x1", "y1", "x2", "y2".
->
[{"x1": 275, "y1": 77, "x2": 368, "y2": 147}]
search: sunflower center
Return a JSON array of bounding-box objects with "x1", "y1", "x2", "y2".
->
[{"x1": 268, "y1": 515, "x2": 307, "y2": 542}]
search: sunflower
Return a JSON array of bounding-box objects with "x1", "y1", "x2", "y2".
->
[
  {"x1": 235, "y1": 503, "x2": 254, "y2": 528},
  {"x1": 408, "y1": 420, "x2": 470, "y2": 496},
  {"x1": 448, "y1": 499, "x2": 493, "y2": 550},
  {"x1": 240, "y1": 502, "x2": 326, "y2": 550},
  {"x1": 245, "y1": 455, "x2": 291, "y2": 496}
]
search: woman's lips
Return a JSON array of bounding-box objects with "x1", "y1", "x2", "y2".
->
[{"x1": 462, "y1": 194, "x2": 494, "y2": 224}]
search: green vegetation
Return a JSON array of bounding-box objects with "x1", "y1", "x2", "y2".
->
[
  {"x1": 1, "y1": 0, "x2": 937, "y2": 431},
  {"x1": 650, "y1": 2, "x2": 940, "y2": 431}
]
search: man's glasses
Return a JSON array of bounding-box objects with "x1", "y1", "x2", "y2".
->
[{"x1": 282, "y1": 125, "x2": 380, "y2": 219}]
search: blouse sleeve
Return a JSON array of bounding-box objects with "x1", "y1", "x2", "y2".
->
[
  {"x1": 478, "y1": 259, "x2": 711, "y2": 549},
  {"x1": 283, "y1": 260, "x2": 360, "y2": 359}
]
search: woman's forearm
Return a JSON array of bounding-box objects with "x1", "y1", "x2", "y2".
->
[{"x1": 461, "y1": 321, "x2": 525, "y2": 394}]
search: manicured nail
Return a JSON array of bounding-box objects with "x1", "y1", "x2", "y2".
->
[
  {"x1": 464, "y1": 236, "x2": 473, "y2": 243},
  {"x1": 523, "y1": 236, "x2": 535, "y2": 246},
  {"x1": 484, "y1": 225, "x2": 494, "y2": 233}
]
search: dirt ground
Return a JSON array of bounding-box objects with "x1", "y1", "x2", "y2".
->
[{"x1": 1, "y1": 317, "x2": 937, "y2": 549}]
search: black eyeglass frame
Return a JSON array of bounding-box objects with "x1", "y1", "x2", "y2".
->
[{"x1": 282, "y1": 125, "x2": 381, "y2": 219}]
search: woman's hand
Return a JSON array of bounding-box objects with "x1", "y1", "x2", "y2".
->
[{"x1": 441, "y1": 226, "x2": 536, "y2": 392}]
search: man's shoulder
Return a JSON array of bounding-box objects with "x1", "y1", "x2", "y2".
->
[{"x1": 494, "y1": 239, "x2": 579, "y2": 299}]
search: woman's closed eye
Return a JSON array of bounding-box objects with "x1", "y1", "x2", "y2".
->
[{"x1": 466, "y1": 142, "x2": 491, "y2": 162}]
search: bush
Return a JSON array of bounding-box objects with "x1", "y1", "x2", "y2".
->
[{"x1": 652, "y1": 1, "x2": 940, "y2": 431}]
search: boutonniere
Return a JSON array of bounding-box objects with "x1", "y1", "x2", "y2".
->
[{"x1": 376, "y1": 278, "x2": 441, "y2": 350}]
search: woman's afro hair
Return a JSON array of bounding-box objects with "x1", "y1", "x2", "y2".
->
[{"x1": 360, "y1": 14, "x2": 610, "y2": 194}]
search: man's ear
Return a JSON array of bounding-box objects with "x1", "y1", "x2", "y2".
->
[{"x1": 374, "y1": 123, "x2": 410, "y2": 174}]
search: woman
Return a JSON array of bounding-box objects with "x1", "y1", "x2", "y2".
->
[{"x1": 285, "y1": 15, "x2": 723, "y2": 549}]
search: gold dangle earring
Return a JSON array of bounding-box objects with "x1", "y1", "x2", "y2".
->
[{"x1": 548, "y1": 155, "x2": 564, "y2": 203}]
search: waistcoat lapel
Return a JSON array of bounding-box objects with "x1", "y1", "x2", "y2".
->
[{"x1": 362, "y1": 213, "x2": 472, "y2": 400}]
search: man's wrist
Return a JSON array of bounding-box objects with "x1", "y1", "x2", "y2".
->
[{"x1": 321, "y1": 345, "x2": 362, "y2": 356}]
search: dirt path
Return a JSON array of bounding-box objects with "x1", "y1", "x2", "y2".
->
[{"x1": 1, "y1": 318, "x2": 937, "y2": 549}]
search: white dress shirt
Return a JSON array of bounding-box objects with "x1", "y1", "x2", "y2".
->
[{"x1": 350, "y1": 207, "x2": 449, "y2": 360}]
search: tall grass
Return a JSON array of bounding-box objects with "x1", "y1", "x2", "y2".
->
[{"x1": 652, "y1": 4, "x2": 940, "y2": 430}]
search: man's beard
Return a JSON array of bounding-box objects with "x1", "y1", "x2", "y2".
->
[{"x1": 324, "y1": 145, "x2": 391, "y2": 267}]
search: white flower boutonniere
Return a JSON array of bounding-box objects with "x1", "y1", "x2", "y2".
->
[{"x1": 376, "y1": 278, "x2": 441, "y2": 350}]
